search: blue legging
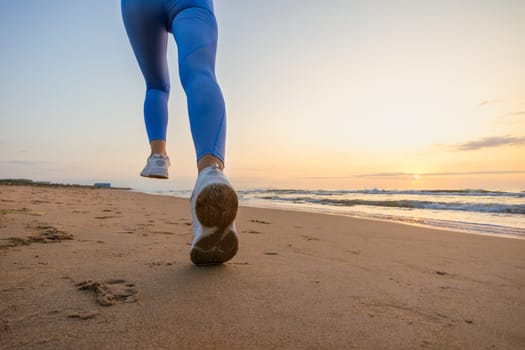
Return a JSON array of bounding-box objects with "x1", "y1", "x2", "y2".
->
[{"x1": 121, "y1": 0, "x2": 226, "y2": 164}]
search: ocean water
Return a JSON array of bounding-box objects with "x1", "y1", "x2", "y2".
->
[{"x1": 143, "y1": 188, "x2": 525, "y2": 239}]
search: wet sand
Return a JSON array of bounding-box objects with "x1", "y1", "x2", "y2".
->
[{"x1": 1, "y1": 184, "x2": 524, "y2": 349}]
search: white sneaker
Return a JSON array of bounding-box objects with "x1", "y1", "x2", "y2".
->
[
  {"x1": 190, "y1": 164, "x2": 239, "y2": 265},
  {"x1": 140, "y1": 154, "x2": 170, "y2": 179}
]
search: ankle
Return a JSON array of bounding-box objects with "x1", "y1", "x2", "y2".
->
[
  {"x1": 198, "y1": 154, "x2": 224, "y2": 173},
  {"x1": 150, "y1": 140, "x2": 167, "y2": 156}
]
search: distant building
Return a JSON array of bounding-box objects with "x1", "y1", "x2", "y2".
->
[{"x1": 94, "y1": 183, "x2": 111, "y2": 188}]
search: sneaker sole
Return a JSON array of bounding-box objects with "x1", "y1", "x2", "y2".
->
[
  {"x1": 195, "y1": 183, "x2": 238, "y2": 229},
  {"x1": 192, "y1": 182, "x2": 239, "y2": 265},
  {"x1": 140, "y1": 174, "x2": 168, "y2": 179},
  {"x1": 190, "y1": 227, "x2": 238, "y2": 265}
]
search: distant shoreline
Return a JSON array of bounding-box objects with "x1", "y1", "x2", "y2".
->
[{"x1": 0, "y1": 179, "x2": 131, "y2": 191}]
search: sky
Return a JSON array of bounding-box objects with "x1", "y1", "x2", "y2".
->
[{"x1": 0, "y1": 0, "x2": 524, "y2": 191}]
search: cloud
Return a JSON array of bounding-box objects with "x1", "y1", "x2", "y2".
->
[
  {"x1": 455, "y1": 135, "x2": 525, "y2": 151},
  {"x1": 353, "y1": 172, "x2": 410, "y2": 178},
  {"x1": 479, "y1": 99, "x2": 501, "y2": 106},
  {"x1": 1, "y1": 160, "x2": 38, "y2": 166},
  {"x1": 301, "y1": 170, "x2": 525, "y2": 180},
  {"x1": 354, "y1": 170, "x2": 525, "y2": 178},
  {"x1": 504, "y1": 111, "x2": 525, "y2": 117},
  {"x1": 423, "y1": 170, "x2": 525, "y2": 176}
]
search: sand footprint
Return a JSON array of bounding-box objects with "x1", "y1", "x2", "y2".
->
[
  {"x1": 301, "y1": 234, "x2": 320, "y2": 241},
  {"x1": 242, "y1": 229, "x2": 262, "y2": 234},
  {"x1": 67, "y1": 309, "x2": 99, "y2": 320},
  {"x1": 0, "y1": 224, "x2": 73, "y2": 249},
  {"x1": 250, "y1": 219, "x2": 271, "y2": 224},
  {"x1": 75, "y1": 279, "x2": 139, "y2": 306}
]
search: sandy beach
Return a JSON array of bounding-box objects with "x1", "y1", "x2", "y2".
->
[{"x1": 1, "y1": 184, "x2": 524, "y2": 349}]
